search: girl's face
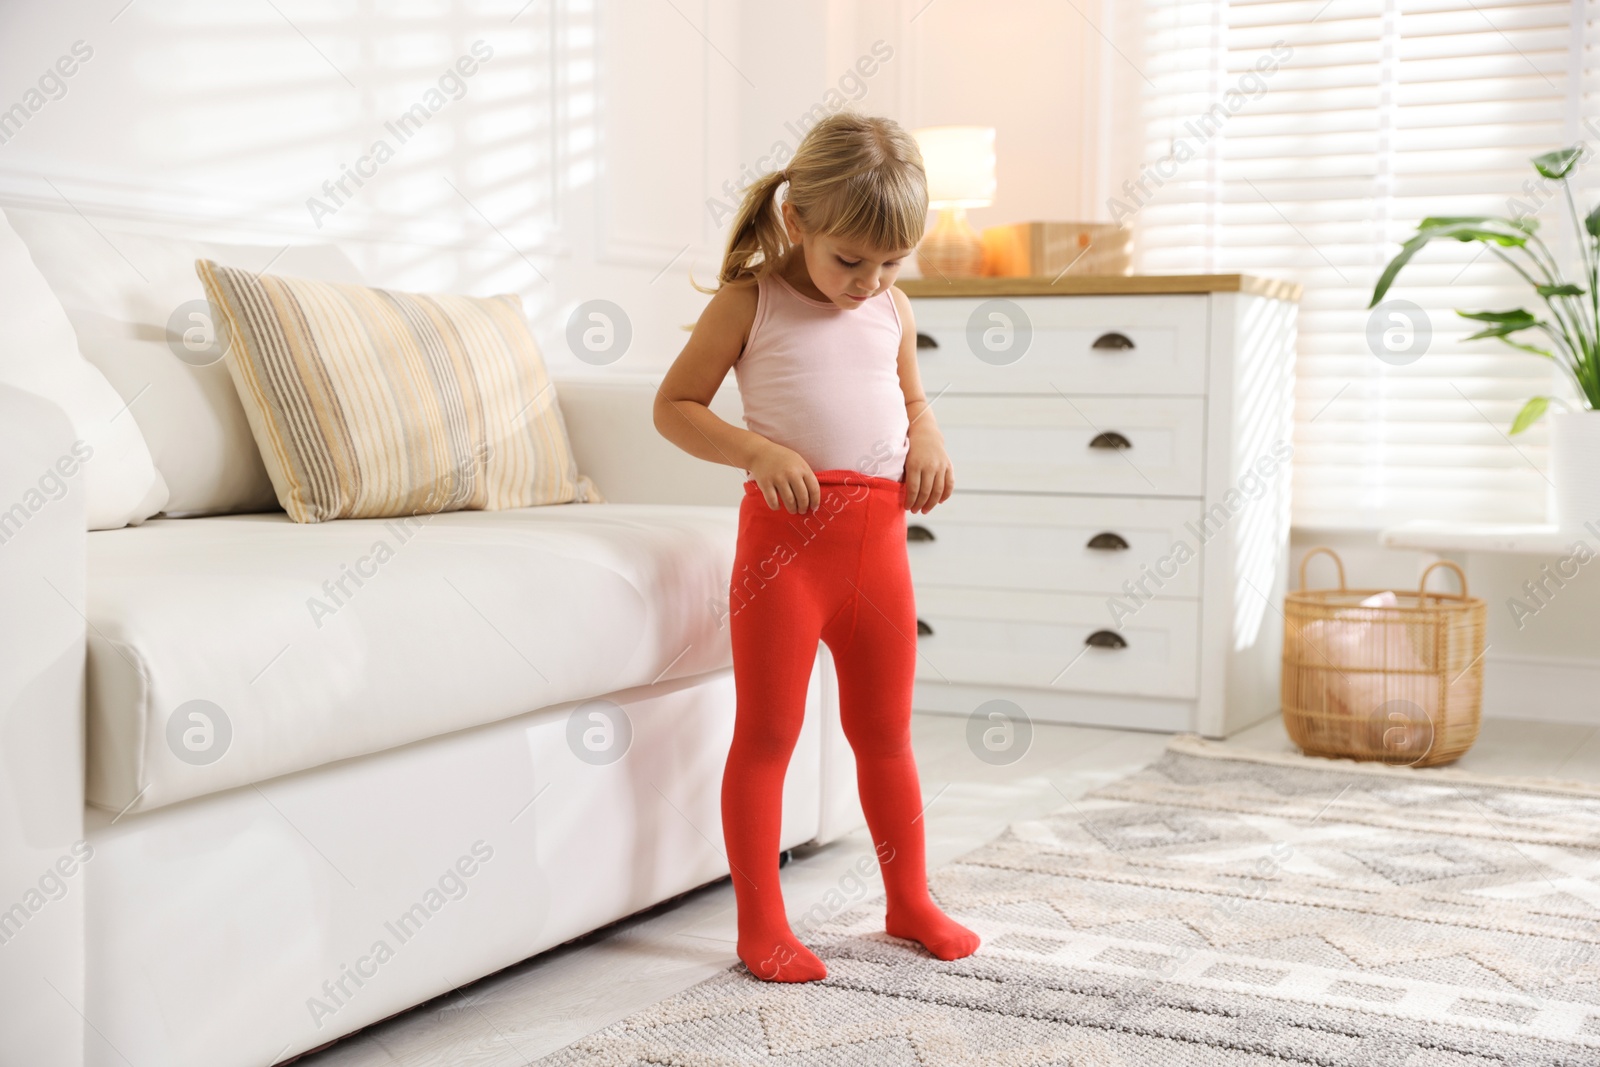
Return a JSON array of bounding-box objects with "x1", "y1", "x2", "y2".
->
[{"x1": 781, "y1": 202, "x2": 915, "y2": 311}]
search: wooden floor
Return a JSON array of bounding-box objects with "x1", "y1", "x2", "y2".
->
[{"x1": 294, "y1": 711, "x2": 1600, "y2": 1066}]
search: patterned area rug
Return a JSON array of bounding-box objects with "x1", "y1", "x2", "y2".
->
[{"x1": 535, "y1": 736, "x2": 1600, "y2": 1065}]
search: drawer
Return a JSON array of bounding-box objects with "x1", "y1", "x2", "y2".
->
[
  {"x1": 938, "y1": 396, "x2": 1205, "y2": 496},
  {"x1": 912, "y1": 587, "x2": 1199, "y2": 700},
  {"x1": 906, "y1": 494, "x2": 1204, "y2": 597},
  {"x1": 908, "y1": 294, "x2": 1208, "y2": 395}
]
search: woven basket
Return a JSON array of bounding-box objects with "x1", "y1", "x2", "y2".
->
[{"x1": 1281, "y1": 547, "x2": 1486, "y2": 767}]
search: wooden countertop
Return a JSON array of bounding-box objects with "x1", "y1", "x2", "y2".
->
[{"x1": 896, "y1": 274, "x2": 1303, "y2": 302}]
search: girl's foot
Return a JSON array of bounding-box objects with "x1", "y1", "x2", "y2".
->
[
  {"x1": 885, "y1": 902, "x2": 980, "y2": 961},
  {"x1": 738, "y1": 931, "x2": 828, "y2": 982}
]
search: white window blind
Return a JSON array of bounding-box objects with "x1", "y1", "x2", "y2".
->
[{"x1": 1113, "y1": 0, "x2": 1597, "y2": 528}]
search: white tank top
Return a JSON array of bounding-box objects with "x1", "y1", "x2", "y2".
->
[{"x1": 733, "y1": 271, "x2": 909, "y2": 480}]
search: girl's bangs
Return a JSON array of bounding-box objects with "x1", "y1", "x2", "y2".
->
[{"x1": 826, "y1": 170, "x2": 928, "y2": 252}]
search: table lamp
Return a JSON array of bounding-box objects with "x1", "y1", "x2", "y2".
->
[{"x1": 913, "y1": 125, "x2": 995, "y2": 278}]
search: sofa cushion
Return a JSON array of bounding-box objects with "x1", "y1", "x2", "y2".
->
[
  {"x1": 4, "y1": 208, "x2": 364, "y2": 517},
  {"x1": 0, "y1": 208, "x2": 168, "y2": 529},
  {"x1": 85, "y1": 503, "x2": 737, "y2": 814},
  {"x1": 197, "y1": 261, "x2": 597, "y2": 523}
]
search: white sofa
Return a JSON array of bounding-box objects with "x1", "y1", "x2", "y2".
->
[{"x1": 0, "y1": 217, "x2": 861, "y2": 1067}]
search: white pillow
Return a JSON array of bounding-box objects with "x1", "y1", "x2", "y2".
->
[
  {"x1": 0, "y1": 210, "x2": 167, "y2": 529},
  {"x1": 4, "y1": 209, "x2": 363, "y2": 516}
]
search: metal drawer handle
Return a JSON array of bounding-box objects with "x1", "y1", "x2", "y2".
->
[
  {"x1": 916, "y1": 618, "x2": 934, "y2": 636},
  {"x1": 907, "y1": 523, "x2": 936, "y2": 542},
  {"x1": 1086, "y1": 532, "x2": 1129, "y2": 551},
  {"x1": 1089, "y1": 431, "x2": 1132, "y2": 450},
  {"x1": 1085, "y1": 629, "x2": 1127, "y2": 650},
  {"x1": 1091, "y1": 331, "x2": 1135, "y2": 350},
  {"x1": 915, "y1": 332, "x2": 939, "y2": 349}
]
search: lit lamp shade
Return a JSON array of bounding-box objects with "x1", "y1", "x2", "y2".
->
[{"x1": 912, "y1": 126, "x2": 995, "y2": 277}]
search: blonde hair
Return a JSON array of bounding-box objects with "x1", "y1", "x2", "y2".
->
[{"x1": 714, "y1": 113, "x2": 927, "y2": 288}]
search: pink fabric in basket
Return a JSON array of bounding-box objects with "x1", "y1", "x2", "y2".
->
[{"x1": 1301, "y1": 591, "x2": 1439, "y2": 725}]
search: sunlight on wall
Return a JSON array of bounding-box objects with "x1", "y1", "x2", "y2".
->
[{"x1": 0, "y1": 1, "x2": 601, "y2": 313}]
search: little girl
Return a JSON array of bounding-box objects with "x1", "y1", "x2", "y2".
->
[{"x1": 654, "y1": 112, "x2": 980, "y2": 982}]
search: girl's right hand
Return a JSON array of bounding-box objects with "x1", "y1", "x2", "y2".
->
[{"x1": 749, "y1": 441, "x2": 821, "y2": 513}]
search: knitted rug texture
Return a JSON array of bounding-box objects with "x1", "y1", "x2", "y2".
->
[{"x1": 535, "y1": 735, "x2": 1600, "y2": 1065}]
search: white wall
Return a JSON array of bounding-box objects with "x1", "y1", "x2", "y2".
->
[
  {"x1": 0, "y1": 0, "x2": 747, "y2": 376},
  {"x1": 0, "y1": 0, "x2": 1103, "y2": 367}
]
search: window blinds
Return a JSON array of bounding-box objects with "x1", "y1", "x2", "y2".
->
[{"x1": 1115, "y1": 0, "x2": 1595, "y2": 528}]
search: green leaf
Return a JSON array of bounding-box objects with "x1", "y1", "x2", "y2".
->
[
  {"x1": 1510, "y1": 396, "x2": 1550, "y2": 435},
  {"x1": 1456, "y1": 308, "x2": 1537, "y2": 326},
  {"x1": 1465, "y1": 321, "x2": 1555, "y2": 342},
  {"x1": 1463, "y1": 325, "x2": 1510, "y2": 341},
  {"x1": 1455, "y1": 309, "x2": 1554, "y2": 356},
  {"x1": 1433, "y1": 224, "x2": 1533, "y2": 246},
  {"x1": 1532, "y1": 146, "x2": 1582, "y2": 181},
  {"x1": 1370, "y1": 233, "x2": 1433, "y2": 307},
  {"x1": 1420, "y1": 215, "x2": 1538, "y2": 237},
  {"x1": 1536, "y1": 283, "x2": 1585, "y2": 297},
  {"x1": 1586, "y1": 203, "x2": 1600, "y2": 239},
  {"x1": 1370, "y1": 220, "x2": 1534, "y2": 307},
  {"x1": 1459, "y1": 307, "x2": 1555, "y2": 348},
  {"x1": 1497, "y1": 338, "x2": 1555, "y2": 358}
]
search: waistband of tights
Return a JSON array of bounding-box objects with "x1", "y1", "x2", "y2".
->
[{"x1": 742, "y1": 468, "x2": 903, "y2": 496}]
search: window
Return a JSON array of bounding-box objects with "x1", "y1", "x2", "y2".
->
[{"x1": 1112, "y1": 0, "x2": 1596, "y2": 528}]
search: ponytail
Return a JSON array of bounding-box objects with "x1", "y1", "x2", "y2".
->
[{"x1": 713, "y1": 169, "x2": 790, "y2": 289}]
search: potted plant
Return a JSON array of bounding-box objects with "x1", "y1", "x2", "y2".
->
[{"x1": 1369, "y1": 146, "x2": 1599, "y2": 530}]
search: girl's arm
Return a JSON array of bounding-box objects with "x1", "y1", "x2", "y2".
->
[
  {"x1": 891, "y1": 287, "x2": 954, "y2": 514},
  {"x1": 653, "y1": 284, "x2": 824, "y2": 514}
]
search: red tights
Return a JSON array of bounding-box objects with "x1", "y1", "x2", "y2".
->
[{"x1": 722, "y1": 469, "x2": 980, "y2": 982}]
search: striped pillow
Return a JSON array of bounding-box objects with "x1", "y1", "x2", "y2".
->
[{"x1": 197, "y1": 261, "x2": 597, "y2": 523}]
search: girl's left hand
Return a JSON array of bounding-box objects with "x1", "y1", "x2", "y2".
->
[{"x1": 903, "y1": 433, "x2": 953, "y2": 513}]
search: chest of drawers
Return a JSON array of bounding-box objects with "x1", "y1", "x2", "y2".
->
[{"x1": 899, "y1": 275, "x2": 1300, "y2": 737}]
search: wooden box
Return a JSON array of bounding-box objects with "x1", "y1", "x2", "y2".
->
[{"x1": 981, "y1": 221, "x2": 1133, "y2": 278}]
